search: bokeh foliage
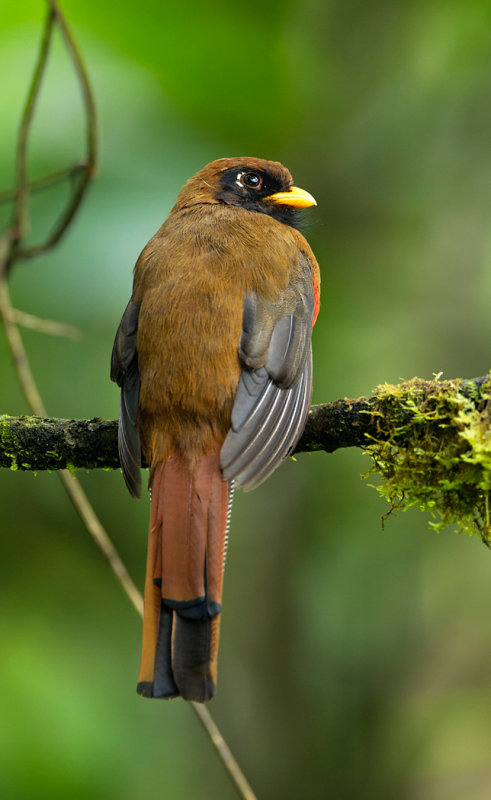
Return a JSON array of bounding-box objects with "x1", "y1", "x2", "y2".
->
[{"x1": 1, "y1": 1, "x2": 491, "y2": 798}]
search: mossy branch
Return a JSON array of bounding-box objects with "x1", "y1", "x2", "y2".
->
[
  {"x1": 4, "y1": 373, "x2": 491, "y2": 544},
  {"x1": 0, "y1": 374, "x2": 487, "y2": 465}
]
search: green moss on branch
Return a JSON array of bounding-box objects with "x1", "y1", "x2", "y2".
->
[{"x1": 362, "y1": 376, "x2": 491, "y2": 543}]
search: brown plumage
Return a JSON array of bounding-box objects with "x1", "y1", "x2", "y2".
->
[{"x1": 111, "y1": 157, "x2": 320, "y2": 702}]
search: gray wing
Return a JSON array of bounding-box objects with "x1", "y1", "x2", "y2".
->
[
  {"x1": 110, "y1": 300, "x2": 141, "y2": 498},
  {"x1": 220, "y1": 261, "x2": 315, "y2": 491}
]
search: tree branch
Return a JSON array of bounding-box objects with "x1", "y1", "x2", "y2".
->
[{"x1": 1, "y1": 375, "x2": 489, "y2": 472}]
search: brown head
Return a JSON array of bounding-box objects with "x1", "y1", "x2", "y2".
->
[{"x1": 172, "y1": 157, "x2": 316, "y2": 229}]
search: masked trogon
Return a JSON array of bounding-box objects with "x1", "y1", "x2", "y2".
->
[{"x1": 111, "y1": 157, "x2": 320, "y2": 702}]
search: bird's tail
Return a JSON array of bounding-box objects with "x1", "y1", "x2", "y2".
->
[{"x1": 136, "y1": 453, "x2": 232, "y2": 702}]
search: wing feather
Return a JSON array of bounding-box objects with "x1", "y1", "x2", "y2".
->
[
  {"x1": 111, "y1": 300, "x2": 142, "y2": 498},
  {"x1": 221, "y1": 254, "x2": 316, "y2": 490},
  {"x1": 256, "y1": 349, "x2": 313, "y2": 481}
]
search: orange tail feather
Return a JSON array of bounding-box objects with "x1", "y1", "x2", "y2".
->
[{"x1": 137, "y1": 453, "x2": 230, "y2": 702}]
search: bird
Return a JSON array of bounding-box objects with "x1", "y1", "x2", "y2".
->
[{"x1": 111, "y1": 157, "x2": 320, "y2": 702}]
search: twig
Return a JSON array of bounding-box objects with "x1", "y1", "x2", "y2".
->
[
  {"x1": 59, "y1": 470, "x2": 144, "y2": 616},
  {"x1": 6, "y1": 5, "x2": 55, "y2": 270},
  {"x1": 192, "y1": 704, "x2": 258, "y2": 800},
  {"x1": 48, "y1": 0, "x2": 97, "y2": 167},
  {"x1": 0, "y1": 164, "x2": 86, "y2": 205},
  {"x1": 0, "y1": 281, "x2": 47, "y2": 414},
  {"x1": 7, "y1": 0, "x2": 98, "y2": 267},
  {"x1": 11, "y1": 309, "x2": 82, "y2": 339}
]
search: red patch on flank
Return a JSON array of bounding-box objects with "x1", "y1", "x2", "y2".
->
[{"x1": 312, "y1": 272, "x2": 320, "y2": 326}]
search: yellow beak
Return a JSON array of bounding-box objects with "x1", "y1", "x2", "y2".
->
[{"x1": 265, "y1": 185, "x2": 317, "y2": 209}]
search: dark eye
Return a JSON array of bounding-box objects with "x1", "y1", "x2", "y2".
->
[{"x1": 238, "y1": 171, "x2": 262, "y2": 190}]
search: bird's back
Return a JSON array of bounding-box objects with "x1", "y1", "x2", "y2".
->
[{"x1": 133, "y1": 202, "x2": 304, "y2": 468}]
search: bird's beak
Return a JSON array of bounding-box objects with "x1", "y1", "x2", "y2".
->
[{"x1": 265, "y1": 186, "x2": 317, "y2": 208}]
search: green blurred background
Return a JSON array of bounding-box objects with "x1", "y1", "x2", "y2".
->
[{"x1": 2, "y1": 1, "x2": 491, "y2": 798}]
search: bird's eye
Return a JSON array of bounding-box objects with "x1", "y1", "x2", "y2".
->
[{"x1": 236, "y1": 171, "x2": 262, "y2": 190}]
